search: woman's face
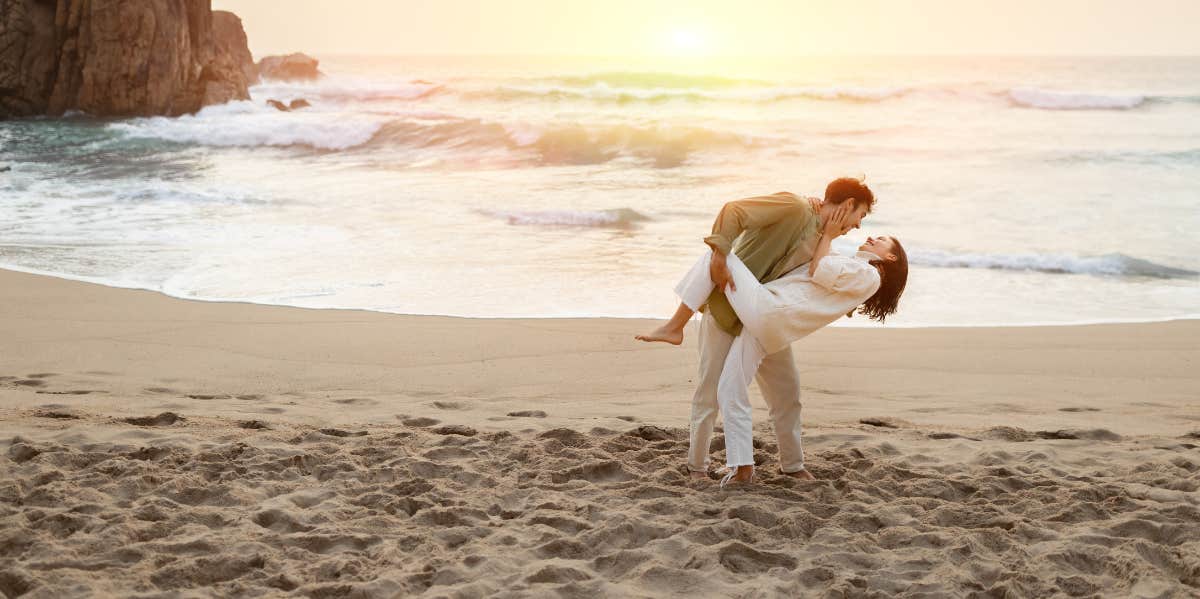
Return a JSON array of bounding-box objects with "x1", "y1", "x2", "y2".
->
[{"x1": 858, "y1": 236, "x2": 898, "y2": 261}]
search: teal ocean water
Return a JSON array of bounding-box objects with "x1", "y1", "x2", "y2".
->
[{"x1": 1, "y1": 55, "x2": 1198, "y2": 326}]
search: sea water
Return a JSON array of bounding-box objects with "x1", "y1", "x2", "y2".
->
[{"x1": 1, "y1": 55, "x2": 1197, "y2": 326}]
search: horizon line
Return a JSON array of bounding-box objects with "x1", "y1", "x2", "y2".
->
[{"x1": 247, "y1": 51, "x2": 1200, "y2": 60}]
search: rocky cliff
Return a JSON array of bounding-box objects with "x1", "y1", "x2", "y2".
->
[{"x1": 0, "y1": 0, "x2": 253, "y2": 118}]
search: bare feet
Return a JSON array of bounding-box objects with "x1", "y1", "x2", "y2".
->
[
  {"x1": 731, "y1": 465, "x2": 754, "y2": 483},
  {"x1": 784, "y1": 469, "x2": 816, "y2": 481},
  {"x1": 635, "y1": 324, "x2": 684, "y2": 346},
  {"x1": 688, "y1": 470, "x2": 709, "y2": 481}
]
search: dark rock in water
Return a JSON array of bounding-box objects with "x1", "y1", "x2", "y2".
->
[
  {"x1": 0, "y1": 164, "x2": 10, "y2": 172},
  {"x1": 266, "y1": 99, "x2": 291, "y2": 112},
  {"x1": 288, "y1": 98, "x2": 311, "y2": 110},
  {"x1": 258, "y1": 53, "x2": 322, "y2": 81},
  {"x1": 0, "y1": 0, "x2": 253, "y2": 118}
]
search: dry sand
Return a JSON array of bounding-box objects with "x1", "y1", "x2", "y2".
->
[{"x1": 1, "y1": 267, "x2": 1198, "y2": 597}]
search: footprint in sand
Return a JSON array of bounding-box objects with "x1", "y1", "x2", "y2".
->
[
  {"x1": 187, "y1": 394, "x2": 232, "y2": 400},
  {"x1": 26, "y1": 373, "x2": 58, "y2": 379},
  {"x1": 12, "y1": 379, "x2": 46, "y2": 387},
  {"x1": 318, "y1": 428, "x2": 368, "y2": 437},
  {"x1": 36, "y1": 389, "x2": 103, "y2": 395},
  {"x1": 401, "y1": 417, "x2": 440, "y2": 427},
  {"x1": 332, "y1": 397, "x2": 376, "y2": 406},
  {"x1": 431, "y1": 400, "x2": 471, "y2": 411},
  {"x1": 507, "y1": 410, "x2": 547, "y2": 418},
  {"x1": 122, "y1": 412, "x2": 183, "y2": 426},
  {"x1": 1058, "y1": 407, "x2": 1101, "y2": 412},
  {"x1": 236, "y1": 394, "x2": 264, "y2": 401},
  {"x1": 35, "y1": 410, "x2": 81, "y2": 420}
]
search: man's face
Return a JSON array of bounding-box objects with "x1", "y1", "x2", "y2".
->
[{"x1": 841, "y1": 201, "x2": 870, "y2": 234}]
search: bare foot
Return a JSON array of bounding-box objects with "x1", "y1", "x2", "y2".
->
[
  {"x1": 688, "y1": 470, "x2": 710, "y2": 481},
  {"x1": 784, "y1": 469, "x2": 816, "y2": 481},
  {"x1": 635, "y1": 325, "x2": 683, "y2": 346},
  {"x1": 731, "y1": 465, "x2": 754, "y2": 483}
]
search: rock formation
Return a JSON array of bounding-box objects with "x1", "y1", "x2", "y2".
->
[
  {"x1": 211, "y1": 10, "x2": 256, "y2": 86},
  {"x1": 0, "y1": 0, "x2": 253, "y2": 118},
  {"x1": 265, "y1": 98, "x2": 312, "y2": 112},
  {"x1": 257, "y1": 52, "x2": 321, "y2": 81}
]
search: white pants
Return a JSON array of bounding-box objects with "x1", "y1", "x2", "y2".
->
[{"x1": 676, "y1": 251, "x2": 806, "y2": 472}]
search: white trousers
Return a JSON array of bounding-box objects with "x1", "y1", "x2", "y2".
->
[{"x1": 676, "y1": 251, "x2": 806, "y2": 472}]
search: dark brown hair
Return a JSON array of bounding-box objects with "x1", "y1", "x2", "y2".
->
[
  {"x1": 825, "y1": 177, "x2": 875, "y2": 213},
  {"x1": 858, "y1": 237, "x2": 908, "y2": 323}
]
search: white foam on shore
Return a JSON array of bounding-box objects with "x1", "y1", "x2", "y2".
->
[
  {"x1": 2, "y1": 264, "x2": 1197, "y2": 330},
  {"x1": 1007, "y1": 87, "x2": 1146, "y2": 110},
  {"x1": 910, "y1": 249, "x2": 1197, "y2": 279},
  {"x1": 478, "y1": 208, "x2": 651, "y2": 227},
  {"x1": 108, "y1": 101, "x2": 386, "y2": 150}
]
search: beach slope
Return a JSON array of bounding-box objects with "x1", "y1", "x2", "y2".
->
[{"x1": 1, "y1": 268, "x2": 1197, "y2": 596}]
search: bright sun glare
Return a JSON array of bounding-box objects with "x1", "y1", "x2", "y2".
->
[{"x1": 668, "y1": 28, "x2": 706, "y2": 55}]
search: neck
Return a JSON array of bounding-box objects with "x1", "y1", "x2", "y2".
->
[{"x1": 818, "y1": 202, "x2": 837, "y2": 221}]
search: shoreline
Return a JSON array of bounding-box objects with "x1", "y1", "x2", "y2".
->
[
  {"x1": 1, "y1": 263, "x2": 1195, "y2": 330},
  {"x1": 2, "y1": 265, "x2": 1197, "y2": 436}
]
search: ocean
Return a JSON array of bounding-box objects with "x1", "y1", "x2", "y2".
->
[{"x1": 1, "y1": 55, "x2": 1197, "y2": 326}]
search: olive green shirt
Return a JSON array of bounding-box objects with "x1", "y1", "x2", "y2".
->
[{"x1": 701, "y1": 191, "x2": 824, "y2": 335}]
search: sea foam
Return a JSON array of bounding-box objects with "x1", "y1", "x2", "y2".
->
[
  {"x1": 108, "y1": 101, "x2": 386, "y2": 150},
  {"x1": 479, "y1": 208, "x2": 651, "y2": 227},
  {"x1": 1007, "y1": 87, "x2": 1146, "y2": 110},
  {"x1": 911, "y1": 250, "x2": 1197, "y2": 279}
]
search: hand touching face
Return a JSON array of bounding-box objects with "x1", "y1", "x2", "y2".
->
[{"x1": 823, "y1": 201, "x2": 868, "y2": 237}]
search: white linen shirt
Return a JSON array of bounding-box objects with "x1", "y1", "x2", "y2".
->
[{"x1": 733, "y1": 250, "x2": 883, "y2": 354}]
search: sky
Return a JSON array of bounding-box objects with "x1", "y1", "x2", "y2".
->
[{"x1": 213, "y1": 0, "x2": 1200, "y2": 58}]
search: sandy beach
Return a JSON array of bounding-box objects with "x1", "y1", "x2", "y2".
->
[{"x1": 2, "y1": 267, "x2": 1198, "y2": 597}]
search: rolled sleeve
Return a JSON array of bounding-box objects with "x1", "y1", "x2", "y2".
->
[
  {"x1": 703, "y1": 233, "x2": 734, "y2": 256},
  {"x1": 704, "y1": 192, "x2": 811, "y2": 254}
]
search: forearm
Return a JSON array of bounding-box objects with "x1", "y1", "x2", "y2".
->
[
  {"x1": 705, "y1": 194, "x2": 806, "y2": 254},
  {"x1": 808, "y1": 234, "x2": 834, "y2": 277}
]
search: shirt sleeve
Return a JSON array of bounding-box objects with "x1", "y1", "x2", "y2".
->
[
  {"x1": 703, "y1": 192, "x2": 814, "y2": 255},
  {"x1": 811, "y1": 255, "x2": 882, "y2": 298}
]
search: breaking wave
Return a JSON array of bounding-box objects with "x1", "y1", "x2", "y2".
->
[
  {"x1": 912, "y1": 250, "x2": 1197, "y2": 279},
  {"x1": 479, "y1": 208, "x2": 651, "y2": 227},
  {"x1": 108, "y1": 101, "x2": 388, "y2": 151},
  {"x1": 465, "y1": 83, "x2": 909, "y2": 104},
  {"x1": 363, "y1": 118, "x2": 760, "y2": 167}
]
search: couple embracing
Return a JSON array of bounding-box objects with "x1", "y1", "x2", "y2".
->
[{"x1": 637, "y1": 177, "x2": 909, "y2": 487}]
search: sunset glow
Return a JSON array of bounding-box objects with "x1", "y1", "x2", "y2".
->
[{"x1": 214, "y1": 0, "x2": 1200, "y2": 58}]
